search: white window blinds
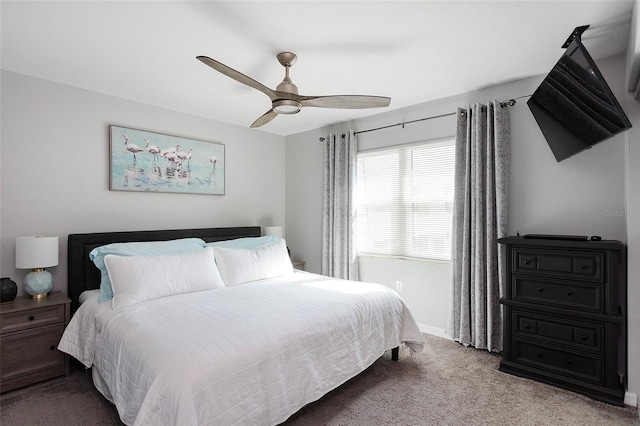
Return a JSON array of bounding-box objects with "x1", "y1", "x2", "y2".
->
[{"x1": 355, "y1": 139, "x2": 455, "y2": 261}]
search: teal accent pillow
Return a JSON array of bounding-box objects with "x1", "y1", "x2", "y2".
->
[
  {"x1": 90, "y1": 238, "x2": 206, "y2": 303},
  {"x1": 205, "y1": 236, "x2": 279, "y2": 250}
]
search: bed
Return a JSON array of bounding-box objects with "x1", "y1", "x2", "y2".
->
[{"x1": 59, "y1": 226, "x2": 425, "y2": 425}]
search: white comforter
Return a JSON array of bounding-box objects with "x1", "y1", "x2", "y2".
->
[{"x1": 58, "y1": 271, "x2": 425, "y2": 425}]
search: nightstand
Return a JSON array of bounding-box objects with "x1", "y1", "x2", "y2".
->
[
  {"x1": 292, "y1": 260, "x2": 306, "y2": 271},
  {"x1": 0, "y1": 291, "x2": 71, "y2": 393}
]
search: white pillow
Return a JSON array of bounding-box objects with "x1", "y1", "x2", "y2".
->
[
  {"x1": 214, "y1": 239, "x2": 293, "y2": 286},
  {"x1": 105, "y1": 247, "x2": 224, "y2": 309}
]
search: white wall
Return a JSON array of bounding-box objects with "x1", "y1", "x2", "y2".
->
[
  {"x1": 283, "y1": 126, "x2": 325, "y2": 272},
  {"x1": 358, "y1": 256, "x2": 451, "y2": 331},
  {"x1": 0, "y1": 71, "x2": 286, "y2": 295},
  {"x1": 285, "y1": 54, "x2": 634, "y2": 397},
  {"x1": 625, "y1": 92, "x2": 640, "y2": 409},
  {"x1": 625, "y1": 1, "x2": 640, "y2": 409}
]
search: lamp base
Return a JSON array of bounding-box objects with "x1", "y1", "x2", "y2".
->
[
  {"x1": 23, "y1": 269, "x2": 53, "y2": 299},
  {"x1": 28, "y1": 292, "x2": 51, "y2": 300}
]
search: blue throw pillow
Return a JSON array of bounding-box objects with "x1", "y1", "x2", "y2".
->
[{"x1": 205, "y1": 236, "x2": 279, "y2": 250}]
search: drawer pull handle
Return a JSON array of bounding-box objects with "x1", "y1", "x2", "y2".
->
[
  {"x1": 524, "y1": 325, "x2": 531, "y2": 330},
  {"x1": 523, "y1": 260, "x2": 530, "y2": 265},
  {"x1": 580, "y1": 265, "x2": 587, "y2": 270},
  {"x1": 581, "y1": 335, "x2": 588, "y2": 341},
  {"x1": 537, "y1": 352, "x2": 544, "y2": 358},
  {"x1": 566, "y1": 291, "x2": 573, "y2": 296},
  {"x1": 566, "y1": 358, "x2": 573, "y2": 365},
  {"x1": 49, "y1": 345, "x2": 56, "y2": 351},
  {"x1": 537, "y1": 287, "x2": 544, "y2": 292},
  {"x1": 28, "y1": 315, "x2": 35, "y2": 321}
]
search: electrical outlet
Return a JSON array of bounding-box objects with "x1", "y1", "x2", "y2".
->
[{"x1": 395, "y1": 280, "x2": 403, "y2": 292}]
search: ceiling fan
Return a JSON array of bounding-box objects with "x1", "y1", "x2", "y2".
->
[{"x1": 196, "y1": 52, "x2": 391, "y2": 128}]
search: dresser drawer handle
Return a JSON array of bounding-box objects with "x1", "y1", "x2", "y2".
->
[
  {"x1": 28, "y1": 315, "x2": 35, "y2": 321},
  {"x1": 49, "y1": 345, "x2": 56, "y2": 351},
  {"x1": 537, "y1": 352, "x2": 544, "y2": 358},
  {"x1": 580, "y1": 265, "x2": 588, "y2": 270},
  {"x1": 523, "y1": 260, "x2": 530, "y2": 265},
  {"x1": 566, "y1": 291, "x2": 573, "y2": 296},
  {"x1": 536, "y1": 287, "x2": 544, "y2": 292},
  {"x1": 524, "y1": 325, "x2": 531, "y2": 330},
  {"x1": 580, "y1": 335, "x2": 588, "y2": 341},
  {"x1": 566, "y1": 358, "x2": 573, "y2": 365}
]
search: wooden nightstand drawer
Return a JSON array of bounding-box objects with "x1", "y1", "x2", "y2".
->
[
  {"x1": 0, "y1": 304, "x2": 65, "y2": 334},
  {"x1": 1, "y1": 324, "x2": 66, "y2": 391}
]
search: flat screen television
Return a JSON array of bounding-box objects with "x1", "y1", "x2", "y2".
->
[{"x1": 527, "y1": 29, "x2": 632, "y2": 162}]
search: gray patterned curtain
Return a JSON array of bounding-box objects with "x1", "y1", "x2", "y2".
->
[
  {"x1": 447, "y1": 101, "x2": 510, "y2": 353},
  {"x1": 322, "y1": 131, "x2": 359, "y2": 280}
]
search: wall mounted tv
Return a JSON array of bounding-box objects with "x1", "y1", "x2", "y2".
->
[{"x1": 527, "y1": 25, "x2": 632, "y2": 162}]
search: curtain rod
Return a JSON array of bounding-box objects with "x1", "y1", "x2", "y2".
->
[{"x1": 318, "y1": 95, "x2": 531, "y2": 141}]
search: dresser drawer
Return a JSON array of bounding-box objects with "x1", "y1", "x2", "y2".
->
[
  {"x1": 514, "y1": 311, "x2": 602, "y2": 352},
  {"x1": 513, "y1": 276, "x2": 603, "y2": 312},
  {"x1": 0, "y1": 304, "x2": 66, "y2": 334},
  {"x1": 514, "y1": 249, "x2": 602, "y2": 282},
  {"x1": 0, "y1": 324, "x2": 66, "y2": 383},
  {"x1": 514, "y1": 340, "x2": 603, "y2": 384}
]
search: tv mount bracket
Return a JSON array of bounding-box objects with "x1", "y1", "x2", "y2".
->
[{"x1": 562, "y1": 25, "x2": 590, "y2": 49}]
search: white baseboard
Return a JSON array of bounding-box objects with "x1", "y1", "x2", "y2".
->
[
  {"x1": 416, "y1": 323, "x2": 638, "y2": 409},
  {"x1": 624, "y1": 391, "x2": 638, "y2": 407},
  {"x1": 417, "y1": 323, "x2": 451, "y2": 340}
]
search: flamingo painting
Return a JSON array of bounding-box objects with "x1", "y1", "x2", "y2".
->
[
  {"x1": 123, "y1": 135, "x2": 144, "y2": 162},
  {"x1": 111, "y1": 125, "x2": 224, "y2": 195}
]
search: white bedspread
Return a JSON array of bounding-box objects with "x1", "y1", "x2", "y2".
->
[{"x1": 58, "y1": 271, "x2": 425, "y2": 425}]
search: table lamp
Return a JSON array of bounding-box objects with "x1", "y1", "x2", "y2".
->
[{"x1": 15, "y1": 236, "x2": 59, "y2": 299}]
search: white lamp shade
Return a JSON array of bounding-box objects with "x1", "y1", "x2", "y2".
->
[
  {"x1": 15, "y1": 236, "x2": 59, "y2": 269},
  {"x1": 263, "y1": 226, "x2": 283, "y2": 239}
]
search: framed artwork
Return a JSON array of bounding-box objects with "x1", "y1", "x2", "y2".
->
[{"x1": 109, "y1": 125, "x2": 225, "y2": 195}]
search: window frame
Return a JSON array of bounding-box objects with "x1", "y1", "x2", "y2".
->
[{"x1": 355, "y1": 136, "x2": 456, "y2": 263}]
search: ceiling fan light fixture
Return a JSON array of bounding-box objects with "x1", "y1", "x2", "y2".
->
[{"x1": 273, "y1": 99, "x2": 301, "y2": 115}]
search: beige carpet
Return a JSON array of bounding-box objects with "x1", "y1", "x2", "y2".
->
[{"x1": 1, "y1": 334, "x2": 637, "y2": 425}]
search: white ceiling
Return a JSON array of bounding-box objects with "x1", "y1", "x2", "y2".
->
[{"x1": 1, "y1": 1, "x2": 634, "y2": 136}]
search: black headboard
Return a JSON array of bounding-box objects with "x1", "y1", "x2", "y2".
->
[{"x1": 67, "y1": 226, "x2": 261, "y2": 312}]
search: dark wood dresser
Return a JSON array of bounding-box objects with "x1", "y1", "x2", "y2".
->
[{"x1": 498, "y1": 236, "x2": 626, "y2": 405}]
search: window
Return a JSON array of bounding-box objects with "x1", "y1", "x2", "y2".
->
[{"x1": 355, "y1": 138, "x2": 455, "y2": 261}]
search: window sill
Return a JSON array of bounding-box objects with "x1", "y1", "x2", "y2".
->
[{"x1": 357, "y1": 253, "x2": 451, "y2": 265}]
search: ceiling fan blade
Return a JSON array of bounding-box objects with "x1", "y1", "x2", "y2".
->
[
  {"x1": 197, "y1": 56, "x2": 277, "y2": 101},
  {"x1": 250, "y1": 109, "x2": 278, "y2": 128},
  {"x1": 299, "y1": 95, "x2": 391, "y2": 109}
]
